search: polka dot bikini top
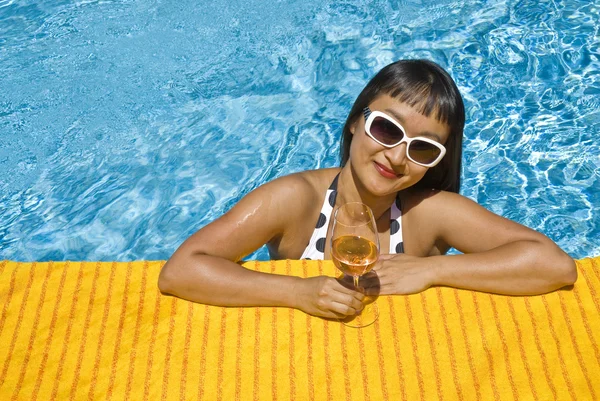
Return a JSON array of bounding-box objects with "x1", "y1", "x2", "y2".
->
[{"x1": 300, "y1": 174, "x2": 405, "y2": 260}]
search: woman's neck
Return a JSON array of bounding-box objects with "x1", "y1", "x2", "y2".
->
[{"x1": 336, "y1": 165, "x2": 398, "y2": 221}]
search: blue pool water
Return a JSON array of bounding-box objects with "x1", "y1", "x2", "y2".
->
[{"x1": 0, "y1": 0, "x2": 598, "y2": 261}]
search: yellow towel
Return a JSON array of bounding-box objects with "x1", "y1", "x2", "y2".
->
[{"x1": 0, "y1": 258, "x2": 598, "y2": 400}]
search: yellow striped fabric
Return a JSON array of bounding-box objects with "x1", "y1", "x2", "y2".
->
[{"x1": 0, "y1": 258, "x2": 599, "y2": 400}]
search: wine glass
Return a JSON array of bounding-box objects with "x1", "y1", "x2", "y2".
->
[{"x1": 330, "y1": 202, "x2": 379, "y2": 328}]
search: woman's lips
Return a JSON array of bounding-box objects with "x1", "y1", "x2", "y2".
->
[{"x1": 374, "y1": 162, "x2": 400, "y2": 179}]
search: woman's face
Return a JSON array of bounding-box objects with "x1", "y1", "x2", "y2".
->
[{"x1": 348, "y1": 94, "x2": 451, "y2": 197}]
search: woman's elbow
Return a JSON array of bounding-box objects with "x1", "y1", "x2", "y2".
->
[
  {"x1": 532, "y1": 239, "x2": 577, "y2": 289},
  {"x1": 158, "y1": 261, "x2": 177, "y2": 295},
  {"x1": 550, "y1": 250, "x2": 577, "y2": 288}
]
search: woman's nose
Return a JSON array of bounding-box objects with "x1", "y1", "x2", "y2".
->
[{"x1": 383, "y1": 142, "x2": 409, "y2": 167}]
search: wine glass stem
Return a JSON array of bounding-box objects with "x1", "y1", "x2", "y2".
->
[{"x1": 353, "y1": 275, "x2": 359, "y2": 289}]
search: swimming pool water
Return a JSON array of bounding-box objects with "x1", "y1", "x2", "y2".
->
[{"x1": 1, "y1": 0, "x2": 598, "y2": 261}]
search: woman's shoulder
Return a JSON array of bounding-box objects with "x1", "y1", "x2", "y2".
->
[
  {"x1": 203, "y1": 168, "x2": 339, "y2": 253},
  {"x1": 400, "y1": 188, "x2": 469, "y2": 216},
  {"x1": 250, "y1": 168, "x2": 340, "y2": 213},
  {"x1": 400, "y1": 189, "x2": 471, "y2": 255},
  {"x1": 401, "y1": 188, "x2": 495, "y2": 233},
  {"x1": 266, "y1": 168, "x2": 340, "y2": 198}
]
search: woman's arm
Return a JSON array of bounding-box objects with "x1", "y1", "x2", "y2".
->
[
  {"x1": 365, "y1": 191, "x2": 576, "y2": 296},
  {"x1": 428, "y1": 239, "x2": 576, "y2": 295},
  {"x1": 158, "y1": 174, "x2": 364, "y2": 318}
]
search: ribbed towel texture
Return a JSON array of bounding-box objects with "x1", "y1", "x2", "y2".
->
[{"x1": 0, "y1": 258, "x2": 599, "y2": 400}]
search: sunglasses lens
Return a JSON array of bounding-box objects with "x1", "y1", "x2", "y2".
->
[
  {"x1": 408, "y1": 140, "x2": 442, "y2": 165},
  {"x1": 368, "y1": 113, "x2": 444, "y2": 166},
  {"x1": 370, "y1": 116, "x2": 404, "y2": 145}
]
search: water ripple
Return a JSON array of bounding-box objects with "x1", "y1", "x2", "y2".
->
[{"x1": 1, "y1": 0, "x2": 598, "y2": 261}]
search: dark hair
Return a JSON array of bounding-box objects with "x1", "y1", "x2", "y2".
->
[{"x1": 340, "y1": 59, "x2": 465, "y2": 193}]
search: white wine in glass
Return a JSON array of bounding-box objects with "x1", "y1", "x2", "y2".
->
[{"x1": 331, "y1": 202, "x2": 380, "y2": 328}]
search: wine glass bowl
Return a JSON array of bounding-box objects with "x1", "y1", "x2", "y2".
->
[
  {"x1": 331, "y1": 202, "x2": 380, "y2": 328},
  {"x1": 331, "y1": 233, "x2": 378, "y2": 282}
]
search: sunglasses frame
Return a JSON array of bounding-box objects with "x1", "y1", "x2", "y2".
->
[{"x1": 363, "y1": 107, "x2": 446, "y2": 168}]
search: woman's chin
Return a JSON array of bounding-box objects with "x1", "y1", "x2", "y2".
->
[
  {"x1": 369, "y1": 173, "x2": 426, "y2": 197},
  {"x1": 364, "y1": 178, "x2": 402, "y2": 197}
]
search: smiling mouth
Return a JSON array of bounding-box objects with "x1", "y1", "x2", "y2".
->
[{"x1": 374, "y1": 162, "x2": 401, "y2": 178}]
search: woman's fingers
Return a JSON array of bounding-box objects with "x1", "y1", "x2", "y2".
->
[
  {"x1": 320, "y1": 278, "x2": 364, "y2": 316},
  {"x1": 333, "y1": 279, "x2": 365, "y2": 299},
  {"x1": 327, "y1": 301, "x2": 361, "y2": 317},
  {"x1": 332, "y1": 292, "x2": 364, "y2": 313},
  {"x1": 296, "y1": 276, "x2": 367, "y2": 318},
  {"x1": 327, "y1": 289, "x2": 365, "y2": 316}
]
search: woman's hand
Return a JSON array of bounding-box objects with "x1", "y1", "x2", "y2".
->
[
  {"x1": 293, "y1": 276, "x2": 365, "y2": 318},
  {"x1": 362, "y1": 254, "x2": 435, "y2": 296}
]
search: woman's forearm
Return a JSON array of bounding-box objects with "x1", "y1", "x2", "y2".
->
[
  {"x1": 158, "y1": 253, "x2": 301, "y2": 308},
  {"x1": 428, "y1": 240, "x2": 577, "y2": 295}
]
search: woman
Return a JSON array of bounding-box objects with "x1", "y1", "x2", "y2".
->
[{"x1": 158, "y1": 59, "x2": 576, "y2": 319}]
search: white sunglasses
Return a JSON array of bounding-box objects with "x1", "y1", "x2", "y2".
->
[{"x1": 363, "y1": 107, "x2": 446, "y2": 168}]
